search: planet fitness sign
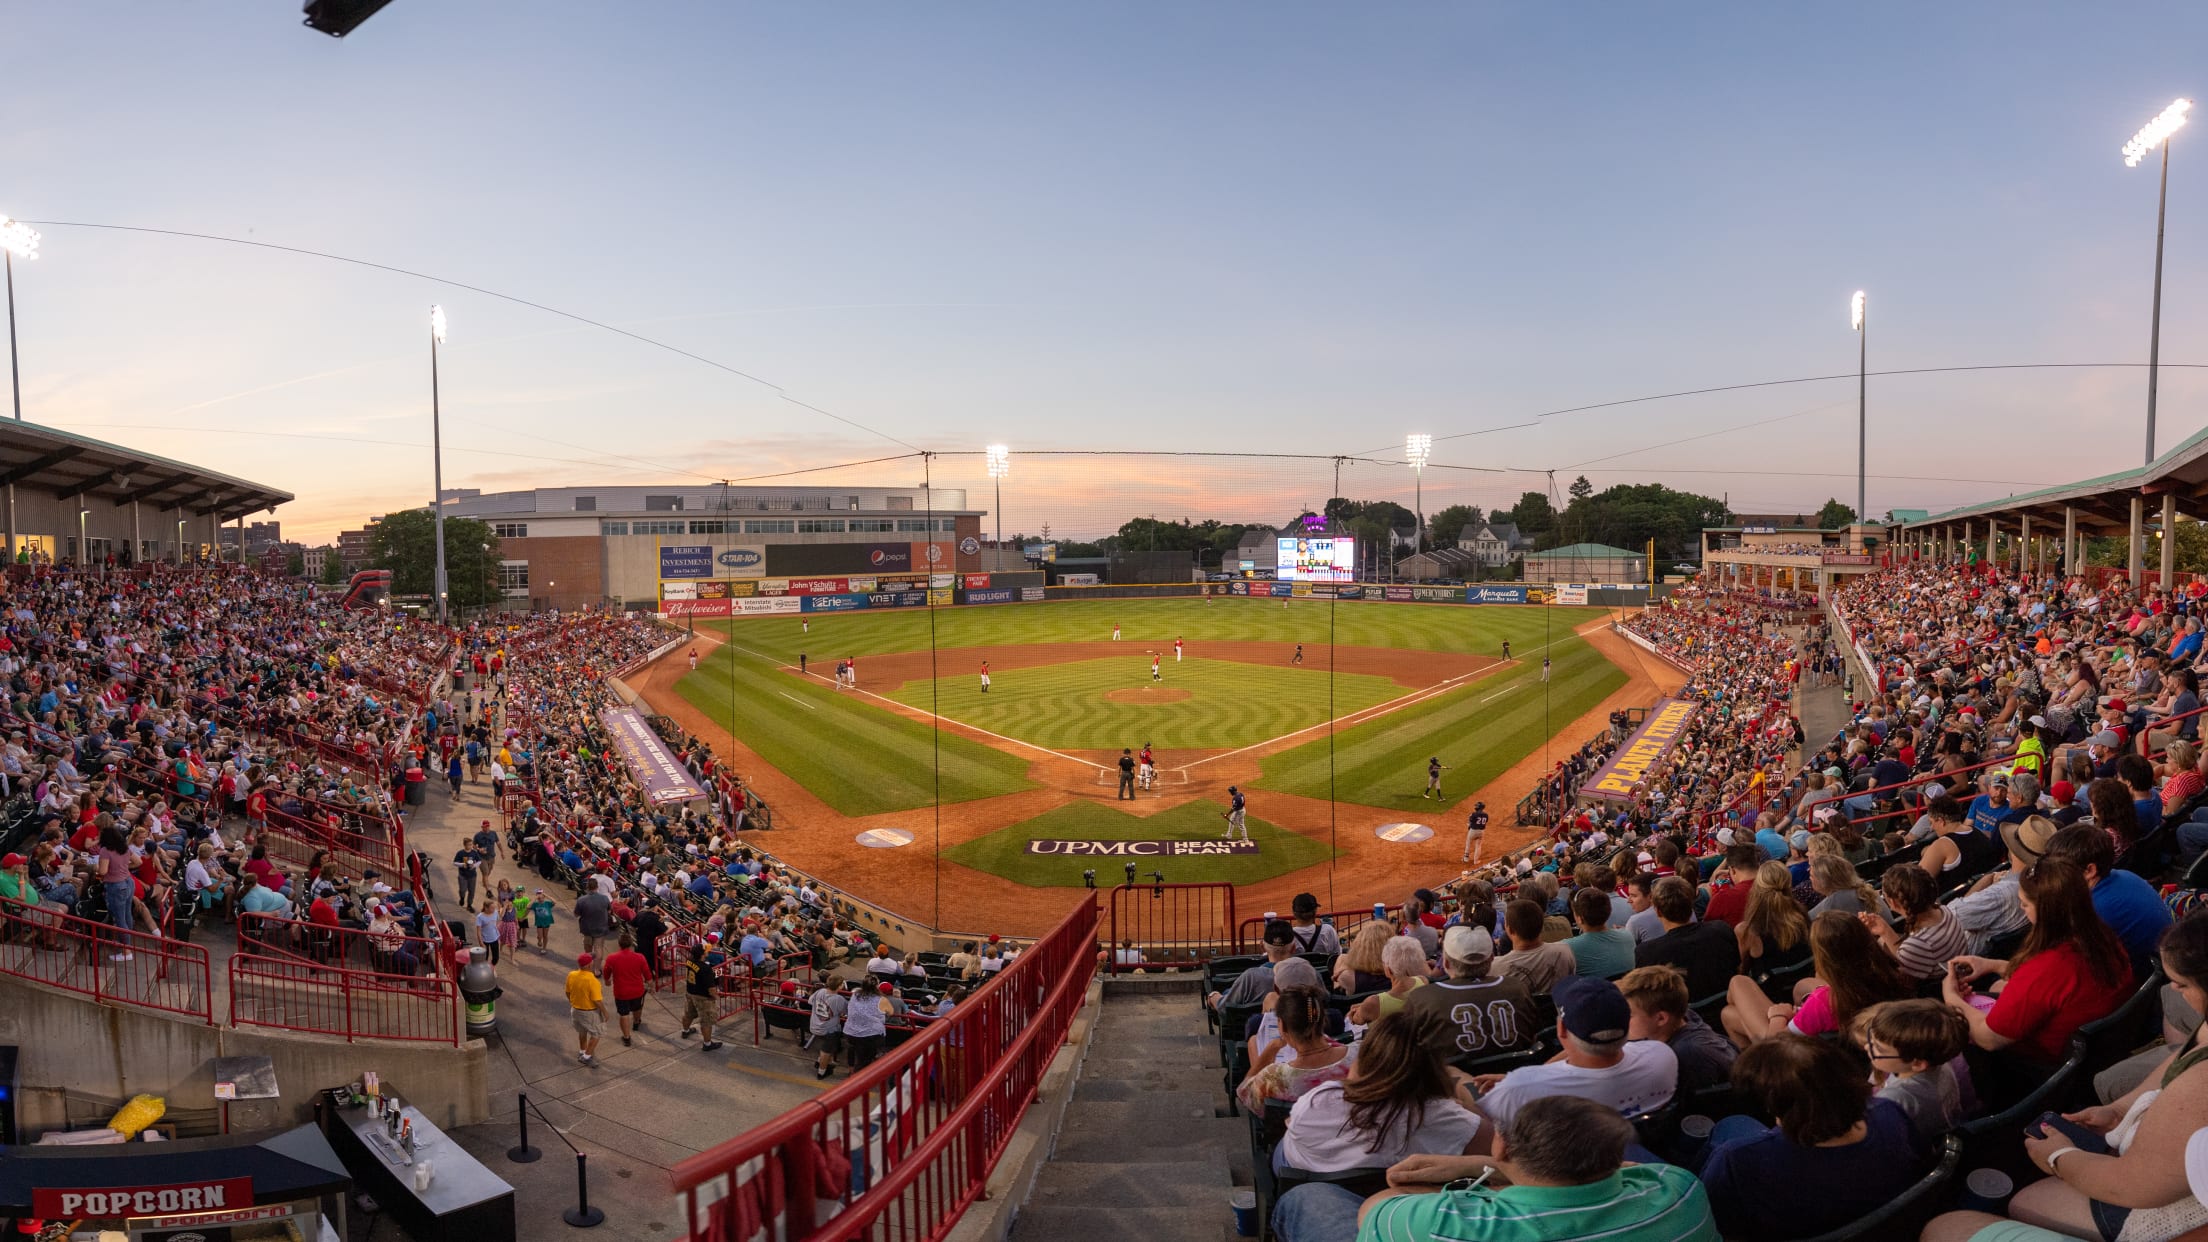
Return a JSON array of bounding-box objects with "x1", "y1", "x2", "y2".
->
[
  {"x1": 1024, "y1": 839, "x2": 1258, "y2": 856},
  {"x1": 599, "y1": 706, "x2": 708, "y2": 805},
  {"x1": 1579, "y1": 697, "x2": 1698, "y2": 800}
]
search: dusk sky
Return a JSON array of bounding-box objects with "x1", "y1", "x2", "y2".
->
[{"x1": 5, "y1": 4, "x2": 2205, "y2": 542}]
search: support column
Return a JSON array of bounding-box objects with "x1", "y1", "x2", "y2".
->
[
  {"x1": 2131, "y1": 496, "x2": 2146, "y2": 583},
  {"x1": 3, "y1": 484, "x2": 13, "y2": 565},
  {"x1": 129, "y1": 500, "x2": 140, "y2": 568},
  {"x1": 2018, "y1": 514, "x2": 2031, "y2": 577},
  {"x1": 1986, "y1": 518, "x2": 1998, "y2": 571},
  {"x1": 2162, "y1": 493, "x2": 2178, "y2": 584},
  {"x1": 2065, "y1": 506, "x2": 2078, "y2": 577}
]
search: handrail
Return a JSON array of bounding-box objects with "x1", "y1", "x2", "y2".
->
[
  {"x1": 671, "y1": 896, "x2": 1097, "y2": 1242},
  {"x1": 0, "y1": 895, "x2": 214, "y2": 1023},
  {"x1": 236, "y1": 910, "x2": 439, "y2": 973},
  {"x1": 229, "y1": 949, "x2": 460, "y2": 1045}
]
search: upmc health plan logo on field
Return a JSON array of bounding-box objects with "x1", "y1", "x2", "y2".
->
[{"x1": 1023, "y1": 839, "x2": 1259, "y2": 856}]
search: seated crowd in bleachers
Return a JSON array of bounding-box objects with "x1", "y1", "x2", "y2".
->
[{"x1": 1222, "y1": 561, "x2": 2208, "y2": 1242}]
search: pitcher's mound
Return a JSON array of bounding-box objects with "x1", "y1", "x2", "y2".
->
[{"x1": 1104, "y1": 686, "x2": 1191, "y2": 703}]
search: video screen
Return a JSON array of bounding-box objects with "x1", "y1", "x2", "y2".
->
[{"x1": 1277, "y1": 535, "x2": 1356, "y2": 582}]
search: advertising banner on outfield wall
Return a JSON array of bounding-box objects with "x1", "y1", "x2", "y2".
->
[
  {"x1": 1337, "y1": 584, "x2": 1365, "y2": 599},
  {"x1": 600, "y1": 706, "x2": 708, "y2": 804},
  {"x1": 964, "y1": 587, "x2": 1018, "y2": 604},
  {"x1": 698, "y1": 580, "x2": 730, "y2": 600},
  {"x1": 725, "y1": 580, "x2": 757, "y2": 598},
  {"x1": 659, "y1": 544, "x2": 714, "y2": 578},
  {"x1": 1465, "y1": 585, "x2": 1527, "y2": 603},
  {"x1": 869, "y1": 590, "x2": 929, "y2": 608},
  {"x1": 1413, "y1": 585, "x2": 1465, "y2": 603},
  {"x1": 662, "y1": 599, "x2": 731, "y2": 618},
  {"x1": 1020, "y1": 586, "x2": 1045, "y2": 601},
  {"x1": 1268, "y1": 582, "x2": 1294, "y2": 597},
  {"x1": 736, "y1": 596, "x2": 802, "y2": 614},
  {"x1": 803, "y1": 593, "x2": 868, "y2": 612},
  {"x1": 928, "y1": 588, "x2": 954, "y2": 605},
  {"x1": 661, "y1": 581, "x2": 698, "y2": 601},
  {"x1": 1383, "y1": 585, "x2": 1414, "y2": 602},
  {"x1": 1579, "y1": 697, "x2": 1698, "y2": 800},
  {"x1": 965, "y1": 574, "x2": 991, "y2": 589},
  {"x1": 714, "y1": 545, "x2": 767, "y2": 576},
  {"x1": 1557, "y1": 584, "x2": 1589, "y2": 605}
]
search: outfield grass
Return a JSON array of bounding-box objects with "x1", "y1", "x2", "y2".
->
[
  {"x1": 1253, "y1": 632, "x2": 1628, "y2": 810},
  {"x1": 942, "y1": 799, "x2": 1334, "y2": 887},
  {"x1": 880, "y1": 656, "x2": 1406, "y2": 750},
  {"x1": 709, "y1": 597, "x2": 1615, "y2": 663},
  {"x1": 673, "y1": 643, "x2": 1035, "y2": 817}
]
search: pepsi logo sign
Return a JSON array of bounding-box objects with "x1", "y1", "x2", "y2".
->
[
  {"x1": 717, "y1": 549, "x2": 762, "y2": 568},
  {"x1": 869, "y1": 549, "x2": 890, "y2": 566}
]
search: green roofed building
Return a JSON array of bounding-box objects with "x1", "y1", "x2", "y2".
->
[{"x1": 1522, "y1": 542, "x2": 1645, "y2": 584}]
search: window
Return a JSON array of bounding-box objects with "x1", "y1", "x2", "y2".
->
[
  {"x1": 847, "y1": 496, "x2": 861, "y2": 511},
  {"x1": 573, "y1": 496, "x2": 597, "y2": 512},
  {"x1": 797, "y1": 519, "x2": 846, "y2": 534},
  {"x1": 644, "y1": 494, "x2": 683, "y2": 512},
  {"x1": 632, "y1": 520, "x2": 686, "y2": 535},
  {"x1": 745, "y1": 519, "x2": 795, "y2": 535},
  {"x1": 896, "y1": 519, "x2": 933, "y2": 533},
  {"x1": 498, "y1": 561, "x2": 530, "y2": 597},
  {"x1": 848, "y1": 518, "x2": 895, "y2": 533},
  {"x1": 600, "y1": 521, "x2": 629, "y2": 536},
  {"x1": 688, "y1": 520, "x2": 732, "y2": 534},
  {"x1": 491, "y1": 522, "x2": 528, "y2": 539},
  {"x1": 886, "y1": 496, "x2": 914, "y2": 511}
]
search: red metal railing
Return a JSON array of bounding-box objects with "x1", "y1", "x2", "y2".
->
[
  {"x1": 260, "y1": 806, "x2": 407, "y2": 878},
  {"x1": 236, "y1": 911, "x2": 441, "y2": 975},
  {"x1": 1230, "y1": 907, "x2": 1381, "y2": 955},
  {"x1": 0, "y1": 896, "x2": 213, "y2": 1023},
  {"x1": 673, "y1": 898, "x2": 1098, "y2": 1242},
  {"x1": 229, "y1": 951, "x2": 460, "y2": 1045},
  {"x1": 1105, "y1": 881, "x2": 1236, "y2": 973}
]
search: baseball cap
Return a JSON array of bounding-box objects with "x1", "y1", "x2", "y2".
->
[
  {"x1": 1261, "y1": 919, "x2": 1296, "y2": 947},
  {"x1": 2092, "y1": 730, "x2": 2123, "y2": 748},
  {"x1": 779, "y1": 980, "x2": 798, "y2": 995},
  {"x1": 878, "y1": 982, "x2": 895, "y2": 995},
  {"x1": 2028, "y1": 715, "x2": 2049, "y2": 729},
  {"x1": 1788, "y1": 830, "x2": 1811, "y2": 852},
  {"x1": 2001, "y1": 815, "x2": 2059, "y2": 862},
  {"x1": 1442, "y1": 925, "x2": 1493, "y2": 961},
  {"x1": 1552, "y1": 976, "x2": 1631, "y2": 1045},
  {"x1": 0, "y1": 853, "x2": 22, "y2": 868},
  {"x1": 2106, "y1": 699, "x2": 2129, "y2": 713},
  {"x1": 1635, "y1": 851, "x2": 1653, "y2": 864},
  {"x1": 1291, "y1": 892, "x2": 1319, "y2": 916},
  {"x1": 576, "y1": 953, "x2": 594, "y2": 967},
  {"x1": 2050, "y1": 779, "x2": 2078, "y2": 804}
]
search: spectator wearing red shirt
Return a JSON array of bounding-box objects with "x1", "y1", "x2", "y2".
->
[
  {"x1": 603, "y1": 930, "x2": 651, "y2": 1046},
  {"x1": 1701, "y1": 843, "x2": 1761, "y2": 928},
  {"x1": 307, "y1": 894, "x2": 339, "y2": 927},
  {"x1": 1942, "y1": 857, "x2": 2132, "y2": 1064},
  {"x1": 242, "y1": 843, "x2": 285, "y2": 894}
]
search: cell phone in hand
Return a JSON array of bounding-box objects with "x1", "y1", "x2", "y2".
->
[{"x1": 2025, "y1": 1111, "x2": 2112, "y2": 1154}]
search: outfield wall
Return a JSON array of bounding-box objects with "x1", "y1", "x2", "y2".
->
[{"x1": 662, "y1": 574, "x2": 1661, "y2": 617}]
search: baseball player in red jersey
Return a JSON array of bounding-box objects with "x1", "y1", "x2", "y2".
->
[
  {"x1": 1174, "y1": 636, "x2": 1184, "y2": 662},
  {"x1": 1150, "y1": 653, "x2": 1161, "y2": 682},
  {"x1": 1137, "y1": 743, "x2": 1155, "y2": 791}
]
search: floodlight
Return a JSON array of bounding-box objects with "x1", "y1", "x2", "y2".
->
[
  {"x1": 429, "y1": 305, "x2": 447, "y2": 345},
  {"x1": 985, "y1": 444, "x2": 1010, "y2": 478},
  {"x1": 1406, "y1": 433, "x2": 1433, "y2": 471},
  {"x1": 2125, "y1": 99, "x2": 2193, "y2": 168},
  {"x1": 0, "y1": 218, "x2": 39, "y2": 262},
  {"x1": 1851, "y1": 290, "x2": 1865, "y2": 332}
]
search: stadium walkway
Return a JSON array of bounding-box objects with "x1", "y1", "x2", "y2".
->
[
  {"x1": 1010, "y1": 983, "x2": 1247, "y2": 1242},
  {"x1": 399, "y1": 773, "x2": 823, "y2": 1241}
]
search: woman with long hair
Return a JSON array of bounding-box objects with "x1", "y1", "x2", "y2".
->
[
  {"x1": 1723, "y1": 911, "x2": 1908, "y2": 1048},
  {"x1": 1274, "y1": 1011, "x2": 1485, "y2": 1174},
  {"x1": 2091, "y1": 776, "x2": 2143, "y2": 856},
  {"x1": 1333, "y1": 920, "x2": 1393, "y2": 994},
  {"x1": 1239, "y1": 985, "x2": 1355, "y2": 1110},
  {"x1": 1737, "y1": 861, "x2": 1811, "y2": 982},
  {"x1": 1862, "y1": 863, "x2": 1968, "y2": 983},
  {"x1": 1941, "y1": 857, "x2": 2134, "y2": 1062},
  {"x1": 1807, "y1": 853, "x2": 1880, "y2": 921}
]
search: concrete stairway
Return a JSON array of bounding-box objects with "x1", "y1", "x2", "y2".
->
[{"x1": 1009, "y1": 980, "x2": 1253, "y2": 1242}]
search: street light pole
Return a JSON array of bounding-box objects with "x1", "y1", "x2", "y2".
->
[
  {"x1": 1406, "y1": 434, "x2": 1432, "y2": 580},
  {"x1": 0, "y1": 217, "x2": 40, "y2": 421},
  {"x1": 1851, "y1": 291, "x2": 1866, "y2": 522},
  {"x1": 2125, "y1": 98, "x2": 2192, "y2": 465},
  {"x1": 985, "y1": 444, "x2": 1009, "y2": 566},
  {"x1": 429, "y1": 306, "x2": 450, "y2": 625}
]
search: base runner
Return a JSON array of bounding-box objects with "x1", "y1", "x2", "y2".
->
[
  {"x1": 1463, "y1": 801, "x2": 1489, "y2": 863},
  {"x1": 1138, "y1": 742, "x2": 1156, "y2": 791},
  {"x1": 1424, "y1": 756, "x2": 1448, "y2": 799}
]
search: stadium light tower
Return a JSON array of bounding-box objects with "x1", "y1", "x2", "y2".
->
[
  {"x1": 1406, "y1": 433, "x2": 1433, "y2": 572},
  {"x1": 985, "y1": 444, "x2": 1010, "y2": 565},
  {"x1": 2125, "y1": 98, "x2": 2192, "y2": 465},
  {"x1": 1851, "y1": 290, "x2": 1866, "y2": 524},
  {"x1": 0, "y1": 216, "x2": 40, "y2": 421},
  {"x1": 429, "y1": 305, "x2": 450, "y2": 624}
]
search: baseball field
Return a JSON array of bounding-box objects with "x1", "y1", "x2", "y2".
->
[{"x1": 650, "y1": 597, "x2": 1641, "y2": 921}]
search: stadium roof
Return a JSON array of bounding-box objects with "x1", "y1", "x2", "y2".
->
[
  {"x1": 0, "y1": 420, "x2": 291, "y2": 520},
  {"x1": 1897, "y1": 419, "x2": 2208, "y2": 536}
]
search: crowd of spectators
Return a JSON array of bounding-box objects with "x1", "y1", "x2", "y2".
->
[{"x1": 1234, "y1": 560, "x2": 2208, "y2": 1241}]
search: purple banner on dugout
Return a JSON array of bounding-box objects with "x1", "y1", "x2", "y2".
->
[
  {"x1": 1023, "y1": 839, "x2": 1259, "y2": 856},
  {"x1": 1578, "y1": 697, "x2": 1698, "y2": 801},
  {"x1": 599, "y1": 706, "x2": 708, "y2": 805}
]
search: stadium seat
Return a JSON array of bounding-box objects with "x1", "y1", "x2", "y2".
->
[
  {"x1": 1784, "y1": 1132, "x2": 1962, "y2": 1242},
  {"x1": 2075, "y1": 973, "x2": 2169, "y2": 1097},
  {"x1": 758, "y1": 1002, "x2": 811, "y2": 1042},
  {"x1": 1216, "y1": 1001, "x2": 1267, "y2": 1067},
  {"x1": 1957, "y1": 1041, "x2": 2088, "y2": 1182}
]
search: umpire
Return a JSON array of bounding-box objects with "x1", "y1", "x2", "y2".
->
[{"x1": 1117, "y1": 749, "x2": 1137, "y2": 799}]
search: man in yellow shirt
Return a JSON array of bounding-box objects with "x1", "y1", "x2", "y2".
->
[{"x1": 567, "y1": 953, "x2": 607, "y2": 1067}]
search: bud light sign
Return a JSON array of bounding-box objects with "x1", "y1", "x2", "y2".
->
[{"x1": 659, "y1": 544, "x2": 714, "y2": 578}]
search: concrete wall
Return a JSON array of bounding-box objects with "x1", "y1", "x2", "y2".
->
[{"x1": 0, "y1": 975, "x2": 490, "y2": 1138}]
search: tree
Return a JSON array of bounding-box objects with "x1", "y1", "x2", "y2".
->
[
  {"x1": 285, "y1": 548, "x2": 305, "y2": 577},
  {"x1": 1509, "y1": 492, "x2": 1556, "y2": 538},
  {"x1": 1569, "y1": 475, "x2": 1594, "y2": 502},
  {"x1": 1429, "y1": 504, "x2": 1480, "y2": 548},
  {"x1": 319, "y1": 554, "x2": 347, "y2": 586},
  {"x1": 1816, "y1": 498, "x2": 1858, "y2": 529},
  {"x1": 367, "y1": 510, "x2": 503, "y2": 609}
]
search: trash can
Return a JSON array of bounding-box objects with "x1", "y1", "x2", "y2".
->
[{"x1": 460, "y1": 946, "x2": 503, "y2": 1038}]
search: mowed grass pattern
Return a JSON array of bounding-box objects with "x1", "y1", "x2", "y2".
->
[
  {"x1": 709, "y1": 597, "x2": 1616, "y2": 663},
  {"x1": 1255, "y1": 633, "x2": 1627, "y2": 810},
  {"x1": 882, "y1": 657, "x2": 1405, "y2": 750},
  {"x1": 673, "y1": 643, "x2": 1034, "y2": 817},
  {"x1": 942, "y1": 799, "x2": 1334, "y2": 887}
]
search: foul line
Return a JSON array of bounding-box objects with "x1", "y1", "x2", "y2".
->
[
  {"x1": 720, "y1": 639, "x2": 1110, "y2": 771},
  {"x1": 777, "y1": 691, "x2": 818, "y2": 711}
]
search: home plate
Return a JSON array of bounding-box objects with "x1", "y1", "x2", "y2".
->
[
  {"x1": 856, "y1": 828, "x2": 915, "y2": 849},
  {"x1": 1374, "y1": 823, "x2": 1434, "y2": 844}
]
